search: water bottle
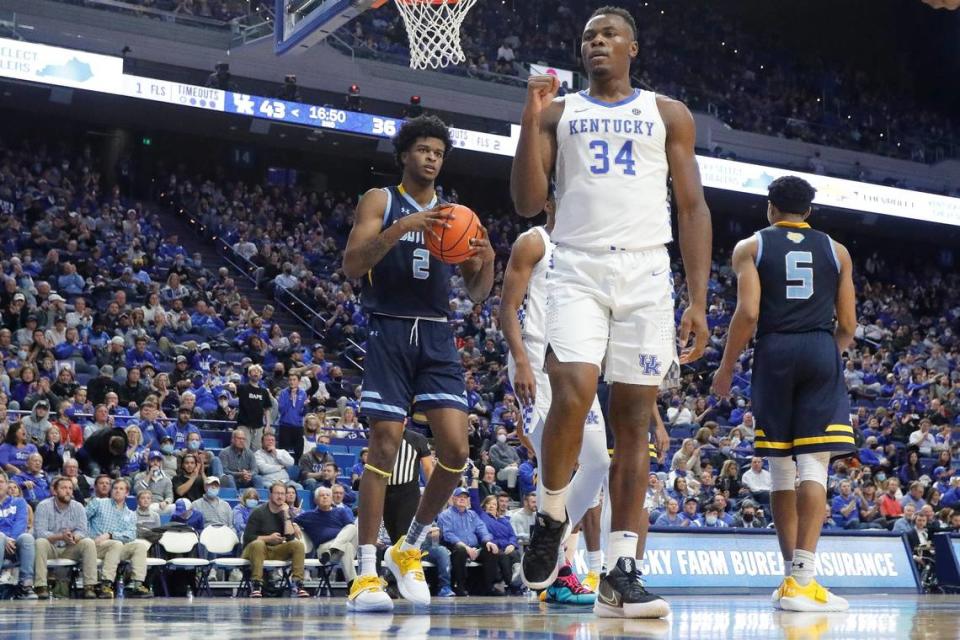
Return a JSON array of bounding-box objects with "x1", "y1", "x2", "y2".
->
[
  {"x1": 186, "y1": 586, "x2": 194, "y2": 602},
  {"x1": 117, "y1": 581, "x2": 125, "y2": 600}
]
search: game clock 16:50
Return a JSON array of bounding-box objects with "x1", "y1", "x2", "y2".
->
[{"x1": 309, "y1": 106, "x2": 347, "y2": 126}]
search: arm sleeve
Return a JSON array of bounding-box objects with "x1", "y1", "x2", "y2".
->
[
  {"x1": 117, "y1": 512, "x2": 136, "y2": 542},
  {"x1": 475, "y1": 514, "x2": 492, "y2": 544},
  {"x1": 469, "y1": 488, "x2": 482, "y2": 514}
]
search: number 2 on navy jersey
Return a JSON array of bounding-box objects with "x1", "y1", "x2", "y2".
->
[
  {"x1": 589, "y1": 140, "x2": 636, "y2": 176},
  {"x1": 412, "y1": 248, "x2": 430, "y2": 280}
]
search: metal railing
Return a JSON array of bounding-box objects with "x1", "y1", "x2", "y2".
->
[
  {"x1": 8, "y1": 408, "x2": 370, "y2": 437},
  {"x1": 179, "y1": 211, "x2": 367, "y2": 372}
]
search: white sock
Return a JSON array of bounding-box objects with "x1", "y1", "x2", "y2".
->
[
  {"x1": 586, "y1": 550, "x2": 603, "y2": 575},
  {"x1": 541, "y1": 484, "x2": 570, "y2": 522},
  {"x1": 359, "y1": 544, "x2": 378, "y2": 577},
  {"x1": 791, "y1": 549, "x2": 815, "y2": 586},
  {"x1": 784, "y1": 556, "x2": 792, "y2": 578},
  {"x1": 606, "y1": 531, "x2": 639, "y2": 565}
]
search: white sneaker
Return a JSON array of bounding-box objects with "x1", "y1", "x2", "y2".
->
[
  {"x1": 384, "y1": 535, "x2": 431, "y2": 605},
  {"x1": 778, "y1": 577, "x2": 849, "y2": 612},
  {"x1": 347, "y1": 575, "x2": 393, "y2": 613}
]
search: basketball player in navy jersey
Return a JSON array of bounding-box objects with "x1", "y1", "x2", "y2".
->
[
  {"x1": 713, "y1": 176, "x2": 856, "y2": 611},
  {"x1": 511, "y1": 5, "x2": 711, "y2": 619},
  {"x1": 342, "y1": 115, "x2": 495, "y2": 612}
]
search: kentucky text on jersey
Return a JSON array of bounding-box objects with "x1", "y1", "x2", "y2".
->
[{"x1": 567, "y1": 118, "x2": 657, "y2": 137}]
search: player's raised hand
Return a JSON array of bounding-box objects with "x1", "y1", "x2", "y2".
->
[
  {"x1": 402, "y1": 206, "x2": 455, "y2": 242},
  {"x1": 524, "y1": 75, "x2": 560, "y2": 117},
  {"x1": 678, "y1": 304, "x2": 708, "y2": 364}
]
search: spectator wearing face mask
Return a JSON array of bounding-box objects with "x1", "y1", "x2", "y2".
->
[
  {"x1": 693, "y1": 503, "x2": 729, "y2": 528},
  {"x1": 731, "y1": 499, "x2": 766, "y2": 528},
  {"x1": 193, "y1": 476, "x2": 233, "y2": 529},
  {"x1": 488, "y1": 427, "x2": 520, "y2": 497},
  {"x1": 233, "y1": 488, "x2": 260, "y2": 538}
]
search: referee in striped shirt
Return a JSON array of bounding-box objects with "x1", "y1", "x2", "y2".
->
[{"x1": 383, "y1": 428, "x2": 434, "y2": 543}]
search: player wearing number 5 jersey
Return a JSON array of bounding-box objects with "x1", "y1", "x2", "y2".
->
[
  {"x1": 510, "y1": 5, "x2": 712, "y2": 620},
  {"x1": 713, "y1": 176, "x2": 857, "y2": 612},
  {"x1": 342, "y1": 115, "x2": 496, "y2": 612}
]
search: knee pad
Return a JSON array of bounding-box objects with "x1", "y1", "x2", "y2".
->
[
  {"x1": 796, "y1": 452, "x2": 831, "y2": 490},
  {"x1": 768, "y1": 456, "x2": 798, "y2": 492}
]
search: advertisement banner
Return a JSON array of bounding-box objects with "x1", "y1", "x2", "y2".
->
[
  {"x1": 529, "y1": 63, "x2": 575, "y2": 89},
  {"x1": 573, "y1": 529, "x2": 918, "y2": 593},
  {"x1": 0, "y1": 39, "x2": 122, "y2": 94},
  {"x1": 697, "y1": 156, "x2": 960, "y2": 227}
]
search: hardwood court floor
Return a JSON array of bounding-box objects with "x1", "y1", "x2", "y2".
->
[{"x1": 0, "y1": 594, "x2": 957, "y2": 639}]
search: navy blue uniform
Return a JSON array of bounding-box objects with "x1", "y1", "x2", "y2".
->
[
  {"x1": 359, "y1": 185, "x2": 467, "y2": 422},
  {"x1": 750, "y1": 222, "x2": 854, "y2": 458}
]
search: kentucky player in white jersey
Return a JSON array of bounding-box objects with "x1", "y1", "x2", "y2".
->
[
  {"x1": 500, "y1": 194, "x2": 609, "y2": 604},
  {"x1": 510, "y1": 5, "x2": 712, "y2": 619}
]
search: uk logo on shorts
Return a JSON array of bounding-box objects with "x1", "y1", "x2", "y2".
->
[{"x1": 638, "y1": 354, "x2": 662, "y2": 376}]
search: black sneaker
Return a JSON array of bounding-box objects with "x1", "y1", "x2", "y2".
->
[
  {"x1": 594, "y1": 557, "x2": 670, "y2": 619},
  {"x1": 520, "y1": 512, "x2": 566, "y2": 589}
]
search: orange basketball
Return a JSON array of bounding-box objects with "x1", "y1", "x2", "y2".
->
[{"x1": 426, "y1": 203, "x2": 482, "y2": 264}]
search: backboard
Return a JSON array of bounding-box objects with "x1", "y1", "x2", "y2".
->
[{"x1": 275, "y1": 0, "x2": 383, "y2": 55}]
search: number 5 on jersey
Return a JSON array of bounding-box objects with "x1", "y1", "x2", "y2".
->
[{"x1": 589, "y1": 140, "x2": 636, "y2": 176}]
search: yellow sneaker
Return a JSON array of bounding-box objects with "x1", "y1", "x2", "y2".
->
[
  {"x1": 583, "y1": 571, "x2": 600, "y2": 593},
  {"x1": 384, "y1": 535, "x2": 431, "y2": 605},
  {"x1": 347, "y1": 575, "x2": 393, "y2": 612},
  {"x1": 778, "y1": 577, "x2": 849, "y2": 612}
]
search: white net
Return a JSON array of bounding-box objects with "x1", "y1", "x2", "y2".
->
[{"x1": 393, "y1": 0, "x2": 479, "y2": 70}]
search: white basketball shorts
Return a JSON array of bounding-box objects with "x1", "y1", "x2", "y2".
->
[
  {"x1": 545, "y1": 245, "x2": 676, "y2": 386},
  {"x1": 507, "y1": 351, "x2": 605, "y2": 436}
]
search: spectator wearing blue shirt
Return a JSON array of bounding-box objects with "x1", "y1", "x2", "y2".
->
[
  {"x1": 654, "y1": 498, "x2": 688, "y2": 527},
  {"x1": 0, "y1": 424, "x2": 39, "y2": 475},
  {"x1": 900, "y1": 481, "x2": 927, "y2": 511},
  {"x1": 517, "y1": 448, "x2": 536, "y2": 499},
  {"x1": 294, "y1": 486, "x2": 358, "y2": 585},
  {"x1": 171, "y1": 497, "x2": 205, "y2": 532},
  {"x1": 437, "y1": 487, "x2": 499, "y2": 596},
  {"x1": 233, "y1": 488, "x2": 260, "y2": 538},
  {"x1": 0, "y1": 470, "x2": 37, "y2": 598},
  {"x1": 681, "y1": 497, "x2": 700, "y2": 523},
  {"x1": 469, "y1": 484, "x2": 519, "y2": 595},
  {"x1": 124, "y1": 336, "x2": 158, "y2": 370},
  {"x1": 56, "y1": 263, "x2": 85, "y2": 295},
  {"x1": 831, "y1": 480, "x2": 861, "y2": 529},
  {"x1": 13, "y1": 453, "x2": 51, "y2": 507},
  {"x1": 276, "y1": 373, "x2": 308, "y2": 454},
  {"x1": 306, "y1": 345, "x2": 332, "y2": 381},
  {"x1": 165, "y1": 407, "x2": 201, "y2": 450}
]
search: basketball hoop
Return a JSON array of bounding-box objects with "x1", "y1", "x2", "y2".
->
[{"x1": 390, "y1": 0, "x2": 478, "y2": 70}]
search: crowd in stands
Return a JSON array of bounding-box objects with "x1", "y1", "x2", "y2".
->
[
  {"x1": 336, "y1": 0, "x2": 959, "y2": 165},
  {"x1": 54, "y1": 0, "x2": 253, "y2": 23},
  {"x1": 1, "y1": 123, "x2": 959, "y2": 600}
]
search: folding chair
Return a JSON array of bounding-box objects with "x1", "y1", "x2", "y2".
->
[
  {"x1": 199, "y1": 525, "x2": 249, "y2": 597},
  {"x1": 157, "y1": 530, "x2": 209, "y2": 597}
]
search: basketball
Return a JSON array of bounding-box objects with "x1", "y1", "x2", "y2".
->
[{"x1": 426, "y1": 203, "x2": 483, "y2": 264}]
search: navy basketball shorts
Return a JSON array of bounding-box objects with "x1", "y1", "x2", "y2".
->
[
  {"x1": 359, "y1": 314, "x2": 467, "y2": 422},
  {"x1": 751, "y1": 331, "x2": 855, "y2": 458}
]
